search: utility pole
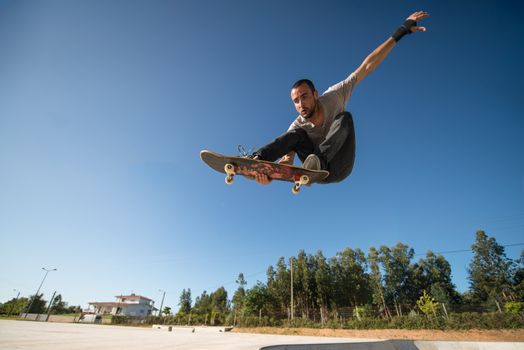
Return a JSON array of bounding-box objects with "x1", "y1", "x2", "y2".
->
[
  {"x1": 24, "y1": 267, "x2": 57, "y2": 318},
  {"x1": 290, "y1": 257, "x2": 294, "y2": 321},
  {"x1": 158, "y1": 289, "x2": 166, "y2": 317},
  {"x1": 45, "y1": 291, "x2": 57, "y2": 322}
]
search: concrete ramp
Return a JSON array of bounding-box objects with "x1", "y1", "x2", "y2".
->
[
  {"x1": 261, "y1": 341, "x2": 395, "y2": 350},
  {"x1": 260, "y1": 340, "x2": 523, "y2": 350}
]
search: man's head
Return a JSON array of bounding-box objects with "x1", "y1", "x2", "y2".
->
[{"x1": 291, "y1": 79, "x2": 318, "y2": 119}]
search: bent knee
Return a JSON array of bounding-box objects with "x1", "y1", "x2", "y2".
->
[{"x1": 334, "y1": 111, "x2": 353, "y2": 125}]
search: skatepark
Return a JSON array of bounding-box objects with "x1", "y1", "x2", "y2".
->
[{"x1": 0, "y1": 320, "x2": 521, "y2": 350}]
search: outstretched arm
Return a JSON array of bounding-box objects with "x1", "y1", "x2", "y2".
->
[{"x1": 354, "y1": 11, "x2": 429, "y2": 85}]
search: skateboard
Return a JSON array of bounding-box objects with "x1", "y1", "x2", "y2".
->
[{"x1": 200, "y1": 150, "x2": 329, "y2": 194}]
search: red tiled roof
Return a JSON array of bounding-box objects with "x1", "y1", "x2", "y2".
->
[{"x1": 115, "y1": 294, "x2": 153, "y2": 301}]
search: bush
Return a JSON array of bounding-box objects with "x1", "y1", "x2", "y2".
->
[
  {"x1": 352, "y1": 305, "x2": 375, "y2": 320},
  {"x1": 341, "y1": 312, "x2": 523, "y2": 330},
  {"x1": 505, "y1": 302, "x2": 524, "y2": 314},
  {"x1": 344, "y1": 317, "x2": 389, "y2": 329},
  {"x1": 439, "y1": 312, "x2": 523, "y2": 330},
  {"x1": 285, "y1": 318, "x2": 319, "y2": 328},
  {"x1": 111, "y1": 315, "x2": 130, "y2": 325},
  {"x1": 235, "y1": 316, "x2": 281, "y2": 327}
]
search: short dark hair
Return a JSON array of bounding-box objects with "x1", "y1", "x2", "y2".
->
[{"x1": 291, "y1": 79, "x2": 316, "y2": 93}]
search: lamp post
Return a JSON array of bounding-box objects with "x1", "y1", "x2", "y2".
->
[
  {"x1": 158, "y1": 289, "x2": 166, "y2": 317},
  {"x1": 24, "y1": 267, "x2": 57, "y2": 318},
  {"x1": 7, "y1": 289, "x2": 20, "y2": 317}
]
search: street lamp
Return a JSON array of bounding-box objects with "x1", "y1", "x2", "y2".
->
[
  {"x1": 158, "y1": 289, "x2": 166, "y2": 317},
  {"x1": 24, "y1": 267, "x2": 57, "y2": 318},
  {"x1": 7, "y1": 289, "x2": 20, "y2": 317}
]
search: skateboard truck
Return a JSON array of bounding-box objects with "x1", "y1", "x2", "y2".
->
[
  {"x1": 292, "y1": 175, "x2": 309, "y2": 194},
  {"x1": 224, "y1": 163, "x2": 235, "y2": 184}
]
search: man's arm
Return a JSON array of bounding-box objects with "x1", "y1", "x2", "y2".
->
[{"x1": 354, "y1": 11, "x2": 429, "y2": 85}]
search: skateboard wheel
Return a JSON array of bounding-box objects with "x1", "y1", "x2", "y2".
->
[
  {"x1": 300, "y1": 175, "x2": 309, "y2": 185},
  {"x1": 224, "y1": 163, "x2": 235, "y2": 175},
  {"x1": 225, "y1": 175, "x2": 234, "y2": 185},
  {"x1": 292, "y1": 184, "x2": 300, "y2": 194}
]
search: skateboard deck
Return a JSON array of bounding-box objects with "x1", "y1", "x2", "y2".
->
[{"x1": 200, "y1": 150, "x2": 329, "y2": 194}]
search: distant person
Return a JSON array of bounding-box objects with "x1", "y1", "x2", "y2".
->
[{"x1": 249, "y1": 11, "x2": 429, "y2": 185}]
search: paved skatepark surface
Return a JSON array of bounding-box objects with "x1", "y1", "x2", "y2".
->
[{"x1": 0, "y1": 320, "x2": 522, "y2": 350}]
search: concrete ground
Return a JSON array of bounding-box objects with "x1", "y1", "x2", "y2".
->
[
  {"x1": 0, "y1": 320, "x2": 522, "y2": 350},
  {"x1": 0, "y1": 320, "x2": 376, "y2": 350}
]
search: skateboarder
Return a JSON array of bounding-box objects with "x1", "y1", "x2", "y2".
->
[{"x1": 250, "y1": 11, "x2": 429, "y2": 185}]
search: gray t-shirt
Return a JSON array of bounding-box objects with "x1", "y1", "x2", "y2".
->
[{"x1": 288, "y1": 72, "x2": 357, "y2": 147}]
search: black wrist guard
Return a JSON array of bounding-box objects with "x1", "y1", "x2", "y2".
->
[{"x1": 392, "y1": 19, "x2": 417, "y2": 42}]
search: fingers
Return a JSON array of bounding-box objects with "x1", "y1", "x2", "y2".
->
[
  {"x1": 407, "y1": 10, "x2": 429, "y2": 21},
  {"x1": 255, "y1": 173, "x2": 272, "y2": 185}
]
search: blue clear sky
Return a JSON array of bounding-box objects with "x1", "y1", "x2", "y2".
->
[{"x1": 1, "y1": 0, "x2": 523, "y2": 311}]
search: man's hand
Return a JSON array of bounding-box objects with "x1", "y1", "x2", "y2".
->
[
  {"x1": 254, "y1": 152, "x2": 294, "y2": 185},
  {"x1": 406, "y1": 11, "x2": 429, "y2": 32},
  {"x1": 255, "y1": 173, "x2": 272, "y2": 185}
]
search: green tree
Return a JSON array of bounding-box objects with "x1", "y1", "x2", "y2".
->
[
  {"x1": 210, "y1": 286, "x2": 229, "y2": 314},
  {"x1": 243, "y1": 282, "x2": 273, "y2": 318},
  {"x1": 192, "y1": 287, "x2": 228, "y2": 325},
  {"x1": 192, "y1": 290, "x2": 211, "y2": 323},
  {"x1": 294, "y1": 250, "x2": 316, "y2": 319},
  {"x1": 379, "y1": 243, "x2": 415, "y2": 315},
  {"x1": 367, "y1": 246, "x2": 390, "y2": 318},
  {"x1": 416, "y1": 290, "x2": 437, "y2": 318},
  {"x1": 468, "y1": 230, "x2": 514, "y2": 311},
  {"x1": 332, "y1": 247, "x2": 371, "y2": 308},
  {"x1": 26, "y1": 294, "x2": 47, "y2": 314},
  {"x1": 513, "y1": 250, "x2": 524, "y2": 301},
  {"x1": 314, "y1": 250, "x2": 331, "y2": 324},
  {"x1": 269, "y1": 257, "x2": 291, "y2": 316},
  {"x1": 67, "y1": 305, "x2": 82, "y2": 314},
  {"x1": 0, "y1": 297, "x2": 29, "y2": 316},
  {"x1": 162, "y1": 306, "x2": 172, "y2": 315},
  {"x1": 50, "y1": 294, "x2": 68, "y2": 314},
  {"x1": 232, "y1": 273, "x2": 247, "y2": 314},
  {"x1": 265, "y1": 264, "x2": 285, "y2": 318},
  {"x1": 412, "y1": 251, "x2": 461, "y2": 307},
  {"x1": 178, "y1": 288, "x2": 192, "y2": 314}
]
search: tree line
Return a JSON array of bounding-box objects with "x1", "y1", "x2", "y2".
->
[
  {"x1": 3, "y1": 230, "x2": 522, "y2": 328},
  {"x1": 0, "y1": 293, "x2": 81, "y2": 317},
  {"x1": 165, "y1": 230, "x2": 522, "y2": 327}
]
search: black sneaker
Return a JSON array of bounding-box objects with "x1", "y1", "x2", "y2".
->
[{"x1": 246, "y1": 152, "x2": 261, "y2": 160}]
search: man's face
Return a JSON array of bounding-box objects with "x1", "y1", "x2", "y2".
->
[{"x1": 291, "y1": 84, "x2": 318, "y2": 119}]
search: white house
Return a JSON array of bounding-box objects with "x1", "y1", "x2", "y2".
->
[{"x1": 89, "y1": 294, "x2": 157, "y2": 316}]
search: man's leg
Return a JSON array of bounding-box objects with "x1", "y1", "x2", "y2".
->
[
  {"x1": 318, "y1": 112, "x2": 356, "y2": 183},
  {"x1": 254, "y1": 128, "x2": 316, "y2": 162}
]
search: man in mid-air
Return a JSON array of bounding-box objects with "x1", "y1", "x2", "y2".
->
[{"x1": 250, "y1": 11, "x2": 429, "y2": 185}]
